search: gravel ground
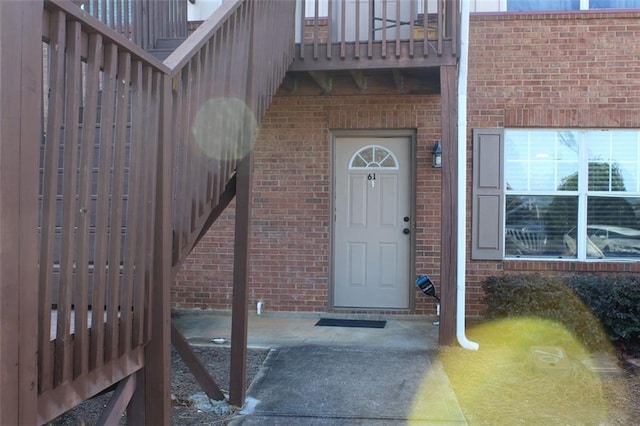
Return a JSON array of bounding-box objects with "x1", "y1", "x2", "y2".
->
[{"x1": 47, "y1": 346, "x2": 270, "y2": 425}]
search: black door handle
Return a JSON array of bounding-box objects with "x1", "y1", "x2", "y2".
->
[{"x1": 403, "y1": 228, "x2": 410, "y2": 235}]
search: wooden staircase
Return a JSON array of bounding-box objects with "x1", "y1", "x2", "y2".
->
[
  {"x1": 148, "y1": 37, "x2": 186, "y2": 60},
  {"x1": 0, "y1": 0, "x2": 295, "y2": 424}
]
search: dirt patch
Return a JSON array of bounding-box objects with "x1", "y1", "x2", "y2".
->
[{"x1": 47, "y1": 346, "x2": 269, "y2": 425}]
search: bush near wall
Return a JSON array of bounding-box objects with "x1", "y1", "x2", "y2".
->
[{"x1": 482, "y1": 274, "x2": 640, "y2": 356}]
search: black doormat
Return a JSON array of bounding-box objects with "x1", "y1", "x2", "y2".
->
[{"x1": 315, "y1": 318, "x2": 386, "y2": 328}]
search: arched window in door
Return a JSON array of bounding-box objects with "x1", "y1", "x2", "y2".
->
[{"x1": 348, "y1": 145, "x2": 399, "y2": 170}]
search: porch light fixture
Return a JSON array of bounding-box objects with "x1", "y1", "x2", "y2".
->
[{"x1": 432, "y1": 141, "x2": 442, "y2": 168}]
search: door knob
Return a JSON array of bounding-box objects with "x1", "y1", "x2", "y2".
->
[{"x1": 403, "y1": 228, "x2": 410, "y2": 235}]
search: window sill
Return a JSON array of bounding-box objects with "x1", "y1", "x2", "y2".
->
[
  {"x1": 471, "y1": 10, "x2": 640, "y2": 20},
  {"x1": 503, "y1": 258, "x2": 640, "y2": 273}
]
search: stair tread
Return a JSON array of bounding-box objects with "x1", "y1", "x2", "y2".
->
[{"x1": 154, "y1": 37, "x2": 186, "y2": 49}]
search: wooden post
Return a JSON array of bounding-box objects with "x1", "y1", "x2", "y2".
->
[
  {"x1": 171, "y1": 322, "x2": 226, "y2": 401},
  {"x1": 127, "y1": 369, "x2": 146, "y2": 425},
  {"x1": 228, "y1": 153, "x2": 253, "y2": 408},
  {"x1": 229, "y1": 0, "x2": 257, "y2": 408},
  {"x1": 140, "y1": 74, "x2": 174, "y2": 425},
  {"x1": 0, "y1": 1, "x2": 42, "y2": 424},
  {"x1": 439, "y1": 64, "x2": 458, "y2": 346}
]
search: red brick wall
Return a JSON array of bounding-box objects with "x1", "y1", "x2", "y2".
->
[
  {"x1": 174, "y1": 10, "x2": 640, "y2": 316},
  {"x1": 304, "y1": 17, "x2": 329, "y2": 43},
  {"x1": 468, "y1": 11, "x2": 640, "y2": 128},
  {"x1": 464, "y1": 10, "x2": 640, "y2": 314},
  {"x1": 174, "y1": 94, "x2": 444, "y2": 315}
]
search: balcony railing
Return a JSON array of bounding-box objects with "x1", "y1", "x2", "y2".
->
[{"x1": 292, "y1": 0, "x2": 459, "y2": 69}]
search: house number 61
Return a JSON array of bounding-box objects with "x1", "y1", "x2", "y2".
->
[{"x1": 368, "y1": 173, "x2": 376, "y2": 188}]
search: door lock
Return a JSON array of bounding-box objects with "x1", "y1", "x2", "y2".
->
[{"x1": 403, "y1": 216, "x2": 410, "y2": 222}]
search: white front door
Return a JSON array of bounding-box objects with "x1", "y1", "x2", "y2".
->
[{"x1": 333, "y1": 137, "x2": 412, "y2": 309}]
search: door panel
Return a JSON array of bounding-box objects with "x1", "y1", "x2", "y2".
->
[
  {"x1": 349, "y1": 176, "x2": 367, "y2": 227},
  {"x1": 380, "y1": 175, "x2": 399, "y2": 226},
  {"x1": 348, "y1": 242, "x2": 367, "y2": 287},
  {"x1": 379, "y1": 243, "x2": 398, "y2": 287},
  {"x1": 334, "y1": 137, "x2": 411, "y2": 309}
]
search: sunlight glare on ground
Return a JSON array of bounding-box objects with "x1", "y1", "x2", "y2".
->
[
  {"x1": 409, "y1": 317, "x2": 623, "y2": 425},
  {"x1": 192, "y1": 96, "x2": 257, "y2": 161}
]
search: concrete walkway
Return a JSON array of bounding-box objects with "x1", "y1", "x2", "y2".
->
[{"x1": 172, "y1": 311, "x2": 467, "y2": 425}]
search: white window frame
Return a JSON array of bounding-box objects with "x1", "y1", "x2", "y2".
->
[
  {"x1": 504, "y1": 128, "x2": 640, "y2": 261},
  {"x1": 348, "y1": 144, "x2": 400, "y2": 170},
  {"x1": 496, "y1": 0, "x2": 639, "y2": 11}
]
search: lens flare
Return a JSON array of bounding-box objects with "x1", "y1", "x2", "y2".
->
[
  {"x1": 192, "y1": 96, "x2": 257, "y2": 161},
  {"x1": 410, "y1": 317, "x2": 626, "y2": 425}
]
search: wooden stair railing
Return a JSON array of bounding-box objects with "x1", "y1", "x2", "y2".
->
[
  {"x1": 77, "y1": 0, "x2": 188, "y2": 50},
  {"x1": 38, "y1": 2, "x2": 169, "y2": 422},
  {"x1": 165, "y1": 0, "x2": 296, "y2": 275},
  {"x1": 32, "y1": 0, "x2": 295, "y2": 423}
]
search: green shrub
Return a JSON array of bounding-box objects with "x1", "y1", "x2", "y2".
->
[
  {"x1": 482, "y1": 273, "x2": 640, "y2": 355},
  {"x1": 566, "y1": 275, "x2": 640, "y2": 355}
]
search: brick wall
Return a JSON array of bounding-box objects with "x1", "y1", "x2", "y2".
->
[
  {"x1": 174, "y1": 10, "x2": 640, "y2": 317},
  {"x1": 304, "y1": 17, "x2": 329, "y2": 43},
  {"x1": 464, "y1": 10, "x2": 640, "y2": 313},
  {"x1": 174, "y1": 94, "x2": 444, "y2": 315},
  {"x1": 468, "y1": 11, "x2": 640, "y2": 128}
]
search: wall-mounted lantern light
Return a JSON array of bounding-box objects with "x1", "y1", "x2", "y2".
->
[{"x1": 432, "y1": 140, "x2": 442, "y2": 168}]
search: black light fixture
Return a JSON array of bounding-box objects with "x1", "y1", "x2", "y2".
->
[{"x1": 432, "y1": 140, "x2": 442, "y2": 168}]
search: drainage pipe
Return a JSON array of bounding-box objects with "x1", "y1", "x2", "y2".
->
[{"x1": 456, "y1": 0, "x2": 479, "y2": 350}]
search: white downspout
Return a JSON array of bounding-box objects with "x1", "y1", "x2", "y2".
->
[{"x1": 456, "y1": 0, "x2": 479, "y2": 350}]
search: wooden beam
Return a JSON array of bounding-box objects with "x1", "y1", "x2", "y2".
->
[
  {"x1": 192, "y1": 175, "x2": 237, "y2": 257},
  {"x1": 291, "y1": 41, "x2": 458, "y2": 72},
  {"x1": 127, "y1": 370, "x2": 145, "y2": 425},
  {"x1": 37, "y1": 348, "x2": 144, "y2": 424},
  {"x1": 449, "y1": 0, "x2": 458, "y2": 57},
  {"x1": 392, "y1": 70, "x2": 404, "y2": 90},
  {"x1": 171, "y1": 322, "x2": 226, "y2": 401},
  {"x1": 283, "y1": 74, "x2": 298, "y2": 93},
  {"x1": 0, "y1": 1, "x2": 41, "y2": 424},
  {"x1": 439, "y1": 65, "x2": 458, "y2": 346},
  {"x1": 308, "y1": 71, "x2": 332, "y2": 94},
  {"x1": 171, "y1": 174, "x2": 238, "y2": 279},
  {"x1": 229, "y1": 1, "x2": 257, "y2": 407},
  {"x1": 349, "y1": 70, "x2": 367, "y2": 91},
  {"x1": 97, "y1": 374, "x2": 137, "y2": 426},
  {"x1": 229, "y1": 153, "x2": 252, "y2": 408},
  {"x1": 142, "y1": 73, "x2": 174, "y2": 426}
]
